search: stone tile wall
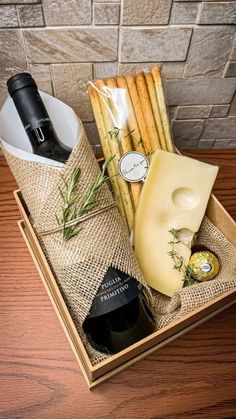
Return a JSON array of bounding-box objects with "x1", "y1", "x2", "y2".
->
[{"x1": 0, "y1": 0, "x2": 236, "y2": 151}]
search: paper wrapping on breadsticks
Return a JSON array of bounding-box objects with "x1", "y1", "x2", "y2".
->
[
  {"x1": 0, "y1": 91, "x2": 149, "y2": 334},
  {"x1": 88, "y1": 66, "x2": 175, "y2": 228}
]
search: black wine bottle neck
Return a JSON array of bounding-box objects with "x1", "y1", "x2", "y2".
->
[{"x1": 7, "y1": 73, "x2": 71, "y2": 163}]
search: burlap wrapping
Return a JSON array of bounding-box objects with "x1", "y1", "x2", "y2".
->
[
  {"x1": 152, "y1": 216, "x2": 236, "y2": 329},
  {"x1": 1, "y1": 119, "x2": 236, "y2": 366},
  {"x1": 1, "y1": 119, "x2": 151, "y2": 365}
]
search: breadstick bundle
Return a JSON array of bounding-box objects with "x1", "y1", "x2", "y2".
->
[{"x1": 88, "y1": 66, "x2": 175, "y2": 232}]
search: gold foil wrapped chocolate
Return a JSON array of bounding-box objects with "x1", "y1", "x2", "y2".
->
[{"x1": 188, "y1": 251, "x2": 220, "y2": 281}]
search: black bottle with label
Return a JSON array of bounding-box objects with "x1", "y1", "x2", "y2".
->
[
  {"x1": 7, "y1": 72, "x2": 156, "y2": 354},
  {"x1": 7, "y1": 72, "x2": 70, "y2": 163},
  {"x1": 83, "y1": 267, "x2": 155, "y2": 354}
]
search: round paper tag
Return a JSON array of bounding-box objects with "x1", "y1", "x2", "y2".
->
[{"x1": 118, "y1": 151, "x2": 149, "y2": 183}]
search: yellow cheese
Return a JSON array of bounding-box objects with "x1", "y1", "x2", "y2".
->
[{"x1": 135, "y1": 150, "x2": 218, "y2": 297}]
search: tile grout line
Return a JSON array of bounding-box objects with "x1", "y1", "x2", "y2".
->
[
  {"x1": 20, "y1": 24, "x2": 201, "y2": 31},
  {"x1": 17, "y1": 16, "x2": 30, "y2": 73},
  {"x1": 91, "y1": 0, "x2": 95, "y2": 80},
  {"x1": 49, "y1": 64, "x2": 55, "y2": 96},
  {"x1": 197, "y1": 118, "x2": 206, "y2": 148},
  {"x1": 167, "y1": 0, "x2": 174, "y2": 25},
  {"x1": 196, "y1": 1, "x2": 203, "y2": 25},
  {"x1": 91, "y1": 0, "x2": 95, "y2": 27},
  {"x1": 182, "y1": 25, "x2": 194, "y2": 79},
  {"x1": 117, "y1": 0, "x2": 123, "y2": 70},
  {"x1": 41, "y1": 1, "x2": 46, "y2": 27}
]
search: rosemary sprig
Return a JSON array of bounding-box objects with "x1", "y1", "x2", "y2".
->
[
  {"x1": 55, "y1": 167, "x2": 81, "y2": 240},
  {"x1": 56, "y1": 155, "x2": 115, "y2": 241},
  {"x1": 167, "y1": 228, "x2": 199, "y2": 287},
  {"x1": 78, "y1": 155, "x2": 114, "y2": 218}
]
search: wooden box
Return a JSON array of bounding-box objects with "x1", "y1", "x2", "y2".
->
[{"x1": 14, "y1": 189, "x2": 236, "y2": 389}]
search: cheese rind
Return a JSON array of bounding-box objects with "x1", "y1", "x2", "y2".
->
[{"x1": 135, "y1": 150, "x2": 218, "y2": 297}]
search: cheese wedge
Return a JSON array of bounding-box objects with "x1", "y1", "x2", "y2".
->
[{"x1": 135, "y1": 150, "x2": 218, "y2": 297}]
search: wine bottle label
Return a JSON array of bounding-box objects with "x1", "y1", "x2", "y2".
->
[
  {"x1": 10, "y1": 85, "x2": 53, "y2": 134},
  {"x1": 24, "y1": 117, "x2": 51, "y2": 132},
  {"x1": 86, "y1": 267, "x2": 143, "y2": 318}
]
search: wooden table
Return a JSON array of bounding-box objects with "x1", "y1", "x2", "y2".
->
[{"x1": 0, "y1": 150, "x2": 236, "y2": 419}]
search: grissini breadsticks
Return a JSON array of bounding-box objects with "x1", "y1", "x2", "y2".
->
[
  {"x1": 94, "y1": 79, "x2": 134, "y2": 232},
  {"x1": 88, "y1": 84, "x2": 128, "y2": 229},
  {"x1": 105, "y1": 76, "x2": 141, "y2": 210},
  {"x1": 88, "y1": 66, "x2": 176, "y2": 222},
  {"x1": 144, "y1": 71, "x2": 167, "y2": 151},
  {"x1": 135, "y1": 72, "x2": 161, "y2": 151},
  {"x1": 125, "y1": 74, "x2": 153, "y2": 157},
  {"x1": 151, "y1": 65, "x2": 174, "y2": 152}
]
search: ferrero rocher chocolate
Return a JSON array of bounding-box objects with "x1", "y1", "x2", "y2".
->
[{"x1": 188, "y1": 251, "x2": 220, "y2": 281}]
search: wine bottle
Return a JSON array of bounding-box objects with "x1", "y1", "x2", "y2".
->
[
  {"x1": 83, "y1": 267, "x2": 155, "y2": 354},
  {"x1": 7, "y1": 73, "x2": 155, "y2": 354},
  {"x1": 7, "y1": 72, "x2": 70, "y2": 163}
]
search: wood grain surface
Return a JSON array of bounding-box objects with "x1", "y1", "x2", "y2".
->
[{"x1": 0, "y1": 150, "x2": 236, "y2": 419}]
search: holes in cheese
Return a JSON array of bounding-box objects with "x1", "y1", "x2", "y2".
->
[
  {"x1": 134, "y1": 150, "x2": 218, "y2": 297},
  {"x1": 172, "y1": 188, "x2": 200, "y2": 210},
  {"x1": 176, "y1": 228, "x2": 195, "y2": 248}
]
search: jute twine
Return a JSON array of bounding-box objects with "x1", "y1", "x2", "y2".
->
[{"x1": 1, "y1": 120, "x2": 236, "y2": 366}]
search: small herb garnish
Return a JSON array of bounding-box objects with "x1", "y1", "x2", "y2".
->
[
  {"x1": 108, "y1": 127, "x2": 121, "y2": 140},
  {"x1": 168, "y1": 228, "x2": 183, "y2": 271},
  {"x1": 168, "y1": 228, "x2": 199, "y2": 287},
  {"x1": 108, "y1": 128, "x2": 153, "y2": 158},
  {"x1": 137, "y1": 137, "x2": 154, "y2": 157},
  {"x1": 56, "y1": 155, "x2": 115, "y2": 241},
  {"x1": 108, "y1": 127, "x2": 135, "y2": 144}
]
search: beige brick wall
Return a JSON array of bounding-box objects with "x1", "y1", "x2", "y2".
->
[{"x1": 0, "y1": 0, "x2": 236, "y2": 150}]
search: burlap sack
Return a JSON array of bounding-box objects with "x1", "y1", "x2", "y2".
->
[{"x1": 1, "y1": 118, "x2": 151, "y2": 365}]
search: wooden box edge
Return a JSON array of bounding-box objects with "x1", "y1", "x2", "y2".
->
[{"x1": 14, "y1": 189, "x2": 236, "y2": 387}]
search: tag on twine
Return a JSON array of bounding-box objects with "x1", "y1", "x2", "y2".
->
[{"x1": 118, "y1": 151, "x2": 149, "y2": 183}]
